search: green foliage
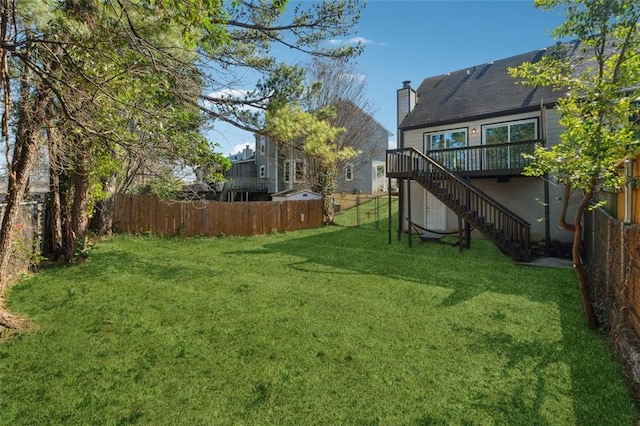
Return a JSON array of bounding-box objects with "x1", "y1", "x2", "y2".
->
[
  {"x1": 266, "y1": 104, "x2": 354, "y2": 166},
  {"x1": 9, "y1": 225, "x2": 45, "y2": 271},
  {"x1": 130, "y1": 170, "x2": 183, "y2": 200},
  {"x1": 0, "y1": 230, "x2": 635, "y2": 423},
  {"x1": 509, "y1": 0, "x2": 640, "y2": 193},
  {"x1": 266, "y1": 103, "x2": 357, "y2": 222}
]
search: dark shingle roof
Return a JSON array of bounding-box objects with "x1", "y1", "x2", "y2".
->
[{"x1": 399, "y1": 42, "x2": 582, "y2": 130}]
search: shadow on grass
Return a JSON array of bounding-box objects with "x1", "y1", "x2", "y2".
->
[{"x1": 230, "y1": 224, "x2": 635, "y2": 425}]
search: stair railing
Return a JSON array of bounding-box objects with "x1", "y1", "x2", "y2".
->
[{"x1": 387, "y1": 147, "x2": 531, "y2": 258}]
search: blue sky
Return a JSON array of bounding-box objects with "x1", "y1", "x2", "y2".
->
[{"x1": 216, "y1": 0, "x2": 567, "y2": 156}]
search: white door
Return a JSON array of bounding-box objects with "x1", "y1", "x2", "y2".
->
[{"x1": 426, "y1": 191, "x2": 447, "y2": 232}]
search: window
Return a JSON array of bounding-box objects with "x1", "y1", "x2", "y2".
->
[
  {"x1": 284, "y1": 160, "x2": 291, "y2": 183},
  {"x1": 345, "y1": 163, "x2": 354, "y2": 181},
  {"x1": 259, "y1": 165, "x2": 266, "y2": 178},
  {"x1": 259, "y1": 136, "x2": 266, "y2": 154},
  {"x1": 294, "y1": 160, "x2": 304, "y2": 183},
  {"x1": 424, "y1": 128, "x2": 467, "y2": 170},
  {"x1": 484, "y1": 120, "x2": 536, "y2": 144},
  {"x1": 483, "y1": 119, "x2": 537, "y2": 169}
]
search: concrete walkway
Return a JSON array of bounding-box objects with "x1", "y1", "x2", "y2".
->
[{"x1": 517, "y1": 257, "x2": 573, "y2": 268}]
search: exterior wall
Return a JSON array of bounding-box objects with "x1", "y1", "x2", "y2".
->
[
  {"x1": 400, "y1": 108, "x2": 575, "y2": 243},
  {"x1": 255, "y1": 134, "x2": 279, "y2": 194},
  {"x1": 335, "y1": 125, "x2": 389, "y2": 194},
  {"x1": 470, "y1": 177, "x2": 573, "y2": 242},
  {"x1": 254, "y1": 136, "x2": 307, "y2": 195},
  {"x1": 226, "y1": 160, "x2": 256, "y2": 178}
]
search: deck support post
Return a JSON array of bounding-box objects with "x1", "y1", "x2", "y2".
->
[
  {"x1": 407, "y1": 179, "x2": 412, "y2": 248},
  {"x1": 458, "y1": 215, "x2": 464, "y2": 254},
  {"x1": 388, "y1": 177, "x2": 392, "y2": 244},
  {"x1": 397, "y1": 179, "x2": 403, "y2": 242},
  {"x1": 465, "y1": 221, "x2": 471, "y2": 248},
  {"x1": 544, "y1": 173, "x2": 551, "y2": 256}
]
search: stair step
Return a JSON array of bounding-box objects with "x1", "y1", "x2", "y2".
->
[
  {"x1": 407, "y1": 160, "x2": 531, "y2": 263},
  {"x1": 462, "y1": 210, "x2": 477, "y2": 220}
]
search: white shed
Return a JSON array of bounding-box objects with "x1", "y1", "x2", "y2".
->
[{"x1": 271, "y1": 189, "x2": 322, "y2": 201}]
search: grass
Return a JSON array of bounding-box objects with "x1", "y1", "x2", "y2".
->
[{"x1": 0, "y1": 205, "x2": 636, "y2": 424}]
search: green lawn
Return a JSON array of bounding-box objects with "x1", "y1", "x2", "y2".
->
[{"x1": 0, "y1": 219, "x2": 636, "y2": 424}]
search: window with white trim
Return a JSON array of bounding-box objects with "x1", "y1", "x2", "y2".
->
[
  {"x1": 345, "y1": 163, "x2": 354, "y2": 181},
  {"x1": 259, "y1": 165, "x2": 266, "y2": 178},
  {"x1": 259, "y1": 136, "x2": 266, "y2": 154}
]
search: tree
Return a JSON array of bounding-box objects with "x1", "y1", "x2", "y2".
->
[
  {"x1": 265, "y1": 103, "x2": 354, "y2": 223},
  {"x1": 0, "y1": 0, "x2": 363, "y2": 329},
  {"x1": 264, "y1": 58, "x2": 382, "y2": 223},
  {"x1": 509, "y1": 0, "x2": 640, "y2": 329},
  {"x1": 303, "y1": 58, "x2": 385, "y2": 217}
]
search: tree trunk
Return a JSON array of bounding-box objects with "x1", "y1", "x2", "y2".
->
[
  {"x1": 68, "y1": 152, "x2": 90, "y2": 260},
  {"x1": 0, "y1": 296, "x2": 32, "y2": 334},
  {"x1": 572, "y1": 200, "x2": 599, "y2": 330},
  {"x1": 59, "y1": 169, "x2": 73, "y2": 262},
  {"x1": 46, "y1": 106, "x2": 64, "y2": 261},
  {"x1": 49, "y1": 167, "x2": 64, "y2": 257},
  {"x1": 315, "y1": 165, "x2": 336, "y2": 224},
  {"x1": 0, "y1": 82, "x2": 50, "y2": 292},
  {"x1": 91, "y1": 172, "x2": 116, "y2": 236},
  {"x1": 558, "y1": 183, "x2": 598, "y2": 330},
  {"x1": 0, "y1": 143, "x2": 37, "y2": 292}
]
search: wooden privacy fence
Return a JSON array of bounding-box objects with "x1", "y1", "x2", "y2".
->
[{"x1": 113, "y1": 194, "x2": 323, "y2": 237}]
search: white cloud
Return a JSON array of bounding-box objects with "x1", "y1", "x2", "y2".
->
[{"x1": 329, "y1": 36, "x2": 387, "y2": 46}]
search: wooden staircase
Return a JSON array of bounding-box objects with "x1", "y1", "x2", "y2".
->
[{"x1": 387, "y1": 148, "x2": 531, "y2": 262}]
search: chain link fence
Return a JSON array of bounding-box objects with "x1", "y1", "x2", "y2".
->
[
  {"x1": 0, "y1": 199, "x2": 45, "y2": 284},
  {"x1": 332, "y1": 193, "x2": 398, "y2": 230}
]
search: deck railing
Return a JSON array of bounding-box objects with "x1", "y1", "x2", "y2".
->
[
  {"x1": 224, "y1": 177, "x2": 269, "y2": 192},
  {"x1": 426, "y1": 139, "x2": 539, "y2": 176}
]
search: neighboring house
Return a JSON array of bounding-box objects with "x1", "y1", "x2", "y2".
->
[
  {"x1": 218, "y1": 144, "x2": 269, "y2": 202},
  {"x1": 255, "y1": 101, "x2": 392, "y2": 197},
  {"x1": 0, "y1": 147, "x2": 49, "y2": 202},
  {"x1": 389, "y1": 42, "x2": 590, "y2": 261}
]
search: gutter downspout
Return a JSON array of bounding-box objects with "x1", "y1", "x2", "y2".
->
[{"x1": 541, "y1": 101, "x2": 551, "y2": 255}]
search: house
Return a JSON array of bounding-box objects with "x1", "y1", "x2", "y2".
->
[
  {"x1": 388, "y1": 42, "x2": 590, "y2": 261},
  {"x1": 217, "y1": 144, "x2": 269, "y2": 202},
  {"x1": 255, "y1": 101, "x2": 392, "y2": 197},
  {"x1": 0, "y1": 147, "x2": 49, "y2": 202}
]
